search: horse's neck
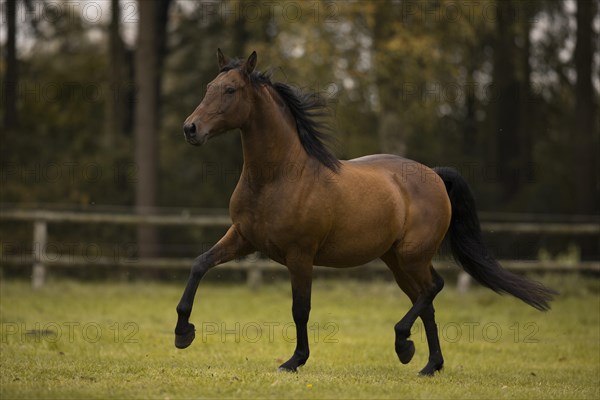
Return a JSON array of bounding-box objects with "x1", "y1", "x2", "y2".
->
[{"x1": 239, "y1": 90, "x2": 311, "y2": 185}]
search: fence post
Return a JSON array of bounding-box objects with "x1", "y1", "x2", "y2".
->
[
  {"x1": 32, "y1": 219, "x2": 47, "y2": 289},
  {"x1": 456, "y1": 271, "x2": 471, "y2": 294},
  {"x1": 246, "y1": 252, "x2": 263, "y2": 289}
]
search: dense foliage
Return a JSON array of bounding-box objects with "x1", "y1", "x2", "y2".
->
[{"x1": 1, "y1": 0, "x2": 598, "y2": 261}]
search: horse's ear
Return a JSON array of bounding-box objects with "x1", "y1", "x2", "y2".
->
[
  {"x1": 217, "y1": 48, "x2": 229, "y2": 70},
  {"x1": 244, "y1": 51, "x2": 257, "y2": 75}
]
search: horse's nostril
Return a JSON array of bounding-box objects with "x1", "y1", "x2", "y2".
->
[{"x1": 183, "y1": 123, "x2": 196, "y2": 136}]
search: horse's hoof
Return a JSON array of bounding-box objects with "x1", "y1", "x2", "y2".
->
[
  {"x1": 175, "y1": 324, "x2": 196, "y2": 349},
  {"x1": 397, "y1": 340, "x2": 415, "y2": 364},
  {"x1": 277, "y1": 365, "x2": 297, "y2": 373},
  {"x1": 278, "y1": 357, "x2": 304, "y2": 373},
  {"x1": 418, "y1": 362, "x2": 443, "y2": 376}
]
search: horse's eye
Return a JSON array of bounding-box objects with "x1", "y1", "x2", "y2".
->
[{"x1": 224, "y1": 87, "x2": 236, "y2": 95}]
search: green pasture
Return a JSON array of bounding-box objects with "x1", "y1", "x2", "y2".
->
[{"x1": 1, "y1": 274, "x2": 598, "y2": 399}]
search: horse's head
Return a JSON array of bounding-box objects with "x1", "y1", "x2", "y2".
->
[{"x1": 182, "y1": 49, "x2": 257, "y2": 146}]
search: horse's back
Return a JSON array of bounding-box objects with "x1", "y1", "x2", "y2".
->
[{"x1": 345, "y1": 154, "x2": 445, "y2": 199}]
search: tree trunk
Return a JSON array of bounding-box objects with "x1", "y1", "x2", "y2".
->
[
  {"x1": 104, "y1": 0, "x2": 128, "y2": 148},
  {"x1": 573, "y1": 0, "x2": 598, "y2": 213},
  {"x1": 463, "y1": 57, "x2": 477, "y2": 158},
  {"x1": 134, "y1": 0, "x2": 171, "y2": 259},
  {"x1": 372, "y1": 0, "x2": 406, "y2": 155},
  {"x1": 3, "y1": 0, "x2": 18, "y2": 131},
  {"x1": 492, "y1": 0, "x2": 521, "y2": 203},
  {"x1": 230, "y1": 12, "x2": 248, "y2": 57},
  {"x1": 518, "y1": 1, "x2": 534, "y2": 187}
]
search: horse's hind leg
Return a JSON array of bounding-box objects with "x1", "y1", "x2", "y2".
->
[
  {"x1": 418, "y1": 269, "x2": 445, "y2": 376},
  {"x1": 381, "y1": 251, "x2": 445, "y2": 375}
]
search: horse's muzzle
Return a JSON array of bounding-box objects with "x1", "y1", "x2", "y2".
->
[{"x1": 183, "y1": 123, "x2": 204, "y2": 146}]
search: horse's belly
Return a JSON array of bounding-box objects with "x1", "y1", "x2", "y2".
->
[
  {"x1": 312, "y1": 176, "x2": 405, "y2": 267},
  {"x1": 313, "y1": 244, "x2": 391, "y2": 268},
  {"x1": 313, "y1": 218, "x2": 400, "y2": 267}
]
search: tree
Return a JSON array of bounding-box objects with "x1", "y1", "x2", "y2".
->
[
  {"x1": 370, "y1": 1, "x2": 403, "y2": 155},
  {"x1": 517, "y1": 1, "x2": 535, "y2": 188},
  {"x1": 104, "y1": 0, "x2": 130, "y2": 148},
  {"x1": 492, "y1": 0, "x2": 523, "y2": 202},
  {"x1": 573, "y1": 0, "x2": 598, "y2": 213},
  {"x1": 3, "y1": 0, "x2": 18, "y2": 132},
  {"x1": 134, "y1": 0, "x2": 172, "y2": 258}
]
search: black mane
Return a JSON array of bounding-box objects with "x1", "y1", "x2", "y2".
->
[{"x1": 220, "y1": 59, "x2": 341, "y2": 173}]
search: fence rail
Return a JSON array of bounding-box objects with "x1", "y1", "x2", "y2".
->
[
  {"x1": 0, "y1": 208, "x2": 232, "y2": 226},
  {"x1": 1, "y1": 208, "x2": 598, "y2": 289}
]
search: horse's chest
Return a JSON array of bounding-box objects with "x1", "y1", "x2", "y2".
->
[
  {"x1": 234, "y1": 213, "x2": 293, "y2": 263},
  {"x1": 230, "y1": 190, "x2": 316, "y2": 261}
]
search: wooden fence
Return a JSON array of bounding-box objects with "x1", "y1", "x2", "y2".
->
[{"x1": 1, "y1": 208, "x2": 598, "y2": 289}]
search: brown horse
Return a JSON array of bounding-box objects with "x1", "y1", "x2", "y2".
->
[{"x1": 175, "y1": 50, "x2": 556, "y2": 375}]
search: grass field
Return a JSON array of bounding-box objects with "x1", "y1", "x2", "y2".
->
[{"x1": 1, "y1": 274, "x2": 599, "y2": 399}]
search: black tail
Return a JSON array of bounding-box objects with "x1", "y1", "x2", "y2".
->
[{"x1": 434, "y1": 167, "x2": 557, "y2": 311}]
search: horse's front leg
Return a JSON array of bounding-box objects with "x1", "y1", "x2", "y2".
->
[
  {"x1": 279, "y1": 259, "x2": 313, "y2": 372},
  {"x1": 175, "y1": 225, "x2": 253, "y2": 349}
]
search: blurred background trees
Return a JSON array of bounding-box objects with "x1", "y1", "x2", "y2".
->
[{"x1": 1, "y1": 0, "x2": 598, "y2": 261}]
